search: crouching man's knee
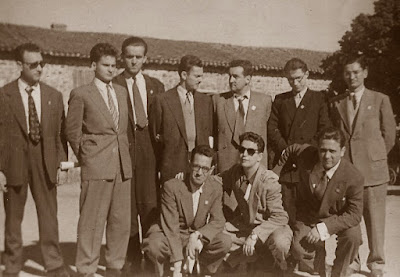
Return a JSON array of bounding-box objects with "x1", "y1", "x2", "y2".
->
[{"x1": 266, "y1": 225, "x2": 293, "y2": 270}]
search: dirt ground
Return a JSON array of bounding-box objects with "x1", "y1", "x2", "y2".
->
[{"x1": 0, "y1": 184, "x2": 399, "y2": 277}]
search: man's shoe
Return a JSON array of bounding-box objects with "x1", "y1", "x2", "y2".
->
[
  {"x1": 47, "y1": 266, "x2": 70, "y2": 277},
  {"x1": 105, "y1": 268, "x2": 122, "y2": 277},
  {"x1": 370, "y1": 268, "x2": 384, "y2": 277}
]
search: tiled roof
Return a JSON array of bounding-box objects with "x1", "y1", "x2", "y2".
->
[{"x1": 0, "y1": 22, "x2": 330, "y2": 74}]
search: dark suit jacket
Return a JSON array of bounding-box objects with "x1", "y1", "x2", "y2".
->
[
  {"x1": 214, "y1": 91, "x2": 272, "y2": 173},
  {"x1": 330, "y1": 89, "x2": 396, "y2": 186},
  {"x1": 65, "y1": 82, "x2": 132, "y2": 181},
  {"x1": 221, "y1": 164, "x2": 289, "y2": 242},
  {"x1": 150, "y1": 86, "x2": 214, "y2": 184},
  {"x1": 113, "y1": 73, "x2": 165, "y2": 169},
  {"x1": 0, "y1": 80, "x2": 67, "y2": 186},
  {"x1": 147, "y1": 175, "x2": 225, "y2": 263},
  {"x1": 275, "y1": 144, "x2": 364, "y2": 235},
  {"x1": 268, "y1": 89, "x2": 331, "y2": 183}
]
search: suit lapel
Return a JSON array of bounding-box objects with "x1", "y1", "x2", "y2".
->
[
  {"x1": 352, "y1": 89, "x2": 372, "y2": 136},
  {"x1": 144, "y1": 75, "x2": 156, "y2": 110},
  {"x1": 180, "y1": 181, "x2": 195, "y2": 227},
  {"x1": 224, "y1": 92, "x2": 236, "y2": 133},
  {"x1": 115, "y1": 85, "x2": 127, "y2": 133},
  {"x1": 114, "y1": 74, "x2": 134, "y2": 127},
  {"x1": 7, "y1": 82, "x2": 28, "y2": 136},
  {"x1": 248, "y1": 164, "x2": 265, "y2": 224},
  {"x1": 40, "y1": 84, "x2": 51, "y2": 137},
  {"x1": 289, "y1": 90, "x2": 312, "y2": 137},
  {"x1": 283, "y1": 92, "x2": 296, "y2": 123},
  {"x1": 88, "y1": 82, "x2": 117, "y2": 132},
  {"x1": 245, "y1": 91, "x2": 256, "y2": 130},
  {"x1": 193, "y1": 182, "x2": 211, "y2": 228},
  {"x1": 166, "y1": 88, "x2": 188, "y2": 145},
  {"x1": 336, "y1": 96, "x2": 351, "y2": 135},
  {"x1": 319, "y1": 161, "x2": 347, "y2": 213}
]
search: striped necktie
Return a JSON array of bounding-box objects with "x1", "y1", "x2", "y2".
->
[{"x1": 106, "y1": 84, "x2": 119, "y2": 130}]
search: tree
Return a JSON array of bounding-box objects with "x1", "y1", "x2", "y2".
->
[{"x1": 321, "y1": 0, "x2": 400, "y2": 117}]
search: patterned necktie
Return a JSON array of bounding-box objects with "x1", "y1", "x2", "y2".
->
[
  {"x1": 233, "y1": 96, "x2": 246, "y2": 144},
  {"x1": 314, "y1": 171, "x2": 328, "y2": 200},
  {"x1": 132, "y1": 77, "x2": 148, "y2": 128},
  {"x1": 185, "y1": 91, "x2": 193, "y2": 114},
  {"x1": 106, "y1": 84, "x2": 119, "y2": 130},
  {"x1": 25, "y1": 86, "x2": 41, "y2": 143}
]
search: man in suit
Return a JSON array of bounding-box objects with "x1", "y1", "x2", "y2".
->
[
  {"x1": 221, "y1": 132, "x2": 292, "y2": 274},
  {"x1": 0, "y1": 43, "x2": 69, "y2": 277},
  {"x1": 268, "y1": 58, "x2": 331, "y2": 226},
  {"x1": 150, "y1": 55, "x2": 214, "y2": 184},
  {"x1": 275, "y1": 127, "x2": 364, "y2": 277},
  {"x1": 214, "y1": 60, "x2": 272, "y2": 173},
  {"x1": 143, "y1": 145, "x2": 231, "y2": 277},
  {"x1": 113, "y1": 36, "x2": 165, "y2": 271},
  {"x1": 330, "y1": 56, "x2": 396, "y2": 277},
  {"x1": 65, "y1": 43, "x2": 132, "y2": 277}
]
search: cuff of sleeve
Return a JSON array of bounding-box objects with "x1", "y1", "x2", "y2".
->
[
  {"x1": 316, "y1": 222, "x2": 330, "y2": 241},
  {"x1": 253, "y1": 227, "x2": 268, "y2": 243}
]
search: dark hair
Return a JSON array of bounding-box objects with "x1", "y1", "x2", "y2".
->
[
  {"x1": 317, "y1": 127, "x2": 346, "y2": 148},
  {"x1": 190, "y1": 145, "x2": 217, "y2": 166},
  {"x1": 14, "y1": 43, "x2": 41, "y2": 62},
  {"x1": 283, "y1": 58, "x2": 308, "y2": 74},
  {"x1": 239, "y1": 132, "x2": 265, "y2": 153},
  {"x1": 178, "y1": 55, "x2": 203, "y2": 76},
  {"x1": 90, "y1": 43, "x2": 118, "y2": 63},
  {"x1": 342, "y1": 55, "x2": 368, "y2": 70},
  {"x1": 229, "y1": 59, "x2": 253, "y2": 76},
  {"x1": 121, "y1": 36, "x2": 148, "y2": 56}
]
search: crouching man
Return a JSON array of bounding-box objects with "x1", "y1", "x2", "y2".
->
[
  {"x1": 143, "y1": 145, "x2": 231, "y2": 277},
  {"x1": 275, "y1": 127, "x2": 364, "y2": 277},
  {"x1": 221, "y1": 132, "x2": 292, "y2": 273}
]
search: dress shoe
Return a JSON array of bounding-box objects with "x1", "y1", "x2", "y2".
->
[
  {"x1": 370, "y1": 268, "x2": 384, "y2": 277},
  {"x1": 47, "y1": 266, "x2": 70, "y2": 277}
]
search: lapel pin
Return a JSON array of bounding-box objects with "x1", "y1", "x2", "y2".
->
[
  {"x1": 150, "y1": 90, "x2": 154, "y2": 95},
  {"x1": 48, "y1": 100, "x2": 51, "y2": 105},
  {"x1": 335, "y1": 188, "x2": 340, "y2": 193},
  {"x1": 367, "y1": 106, "x2": 371, "y2": 110},
  {"x1": 205, "y1": 200, "x2": 209, "y2": 205},
  {"x1": 342, "y1": 197, "x2": 346, "y2": 201},
  {"x1": 251, "y1": 105, "x2": 256, "y2": 111},
  {"x1": 300, "y1": 105, "x2": 305, "y2": 109},
  {"x1": 312, "y1": 183, "x2": 316, "y2": 189}
]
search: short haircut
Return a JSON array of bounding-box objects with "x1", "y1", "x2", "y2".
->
[
  {"x1": 342, "y1": 55, "x2": 368, "y2": 70},
  {"x1": 229, "y1": 59, "x2": 253, "y2": 76},
  {"x1": 283, "y1": 58, "x2": 308, "y2": 74},
  {"x1": 121, "y1": 36, "x2": 148, "y2": 56},
  {"x1": 90, "y1": 43, "x2": 118, "y2": 63},
  {"x1": 239, "y1": 132, "x2": 265, "y2": 153},
  {"x1": 15, "y1": 43, "x2": 41, "y2": 62},
  {"x1": 178, "y1": 55, "x2": 203, "y2": 76},
  {"x1": 317, "y1": 127, "x2": 346, "y2": 148},
  {"x1": 190, "y1": 145, "x2": 217, "y2": 166}
]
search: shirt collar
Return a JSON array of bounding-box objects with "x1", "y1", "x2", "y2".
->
[
  {"x1": 349, "y1": 85, "x2": 365, "y2": 99},
  {"x1": 124, "y1": 70, "x2": 144, "y2": 81},
  {"x1": 190, "y1": 181, "x2": 204, "y2": 194},
  {"x1": 94, "y1": 77, "x2": 112, "y2": 90},
  {"x1": 294, "y1": 87, "x2": 308, "y2": 98},
  {"x1": 234, "y1": 88, "x2": 251, "y2": 99},
  {"x1": 325, "y1": 160, "x2": 341, "y2": 180},
  {"x1": 18, "y1": 78, "x2": 39, "y2": 91}
]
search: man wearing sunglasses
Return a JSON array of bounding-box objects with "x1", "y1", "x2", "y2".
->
[
  {"x1": 268, "y1": 58, "x2": 331, "y2": 226},
  {"x1": 143, "y1": 145, "x2": 231, "y2": 277},
  {"x1": 221, "y1": 132, "x2": 292, "y2": 274},
  {"x1": 0, "y1": 43, "x2": 69, "y2": 277}
]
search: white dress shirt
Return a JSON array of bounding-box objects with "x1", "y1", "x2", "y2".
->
[
  {"x1": 94, "y1": 78, "x2": 119, "y2": 113},
  {"x1": 233, "y1": 89, "x2": 251, "y2": 124},
  {"x1": 18, "y1": 78, "x2": 41, "y2": 131},
  {"x1": 294, "y1": 87, "x2": 308, "y2": 108},
  {"x1": 192, "y1": 184, "x2": 204, "y2": 217},
  {"x1": 124, "y1": 71, "x2": 148, "y2": 123}
]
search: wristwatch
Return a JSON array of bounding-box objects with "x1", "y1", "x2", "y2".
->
[{"x1": 249, "y1": 231, "x2": 258, "y2": 241}]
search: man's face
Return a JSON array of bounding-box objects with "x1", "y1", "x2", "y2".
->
[
  {"x1": 318, "y1": 139, "x2": 345, "y2": 170},
  {"x1": 182, "y1": 66, "x2": 203, "y2": 91},
  {"x1": 122, "y1": 45, "x2": 147, "y2": 76},
  {"x1": 239, "y1": 140, "x2": 263, "y2": 169},
  {"x1": 229, "y1": 66, "x2": 250, "y2": 94},
  {"x1": 287, "y1": 68, "x2": 308, "y2": 93},
  {"x1": 190, "y1": 153, "x2": 213, "y2": 188},
  {"x1": 18, "y1": 51, "x2": 44, "y2": 85},
  {"x1": 343, "y1": 62, "x2": 368, "y2": 91},
  {"x1": 92, "y1": 55, "x2": 116, "y2": 83}
]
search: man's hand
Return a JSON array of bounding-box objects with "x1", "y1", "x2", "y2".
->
[
  {"x1": 306, "y1": 227, "x2": 321, "y2": 244},
  {"x1": 0, "y1": 171, "x2": 7, "y2": 192},
  {"x1": 175, "y1": 172, "x2": 184, "y2": 180},
  {"x1": 243, "y1": 235, "x2": 257, "y2": 256},
  {"x1": 186, "y1": 232, "x2": 203, "y2": 259}
]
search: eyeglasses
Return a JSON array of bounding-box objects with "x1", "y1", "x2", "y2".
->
[
  {"x1": 287, "y1": 74, "x2": 305, "y2": 83},
  {"x1": 238, "y1": 146, "x2": 259, "y2": 156},
  {"x1": 191, "y1": 164, "x2": 211, "y2": 173},
  {"x1": 23, "y1": 61, "x2": 46, "y2": 70}
]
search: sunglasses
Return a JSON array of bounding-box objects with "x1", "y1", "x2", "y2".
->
[
  {"x1": 23, "y1": 61, "x2": 46, "y2": 70},
  {"x1": 238, "y1": 146, "x2": 259, "y2": 156},
  {"x1": 191, "y1": 164, "x2": 211, "y2": 174}
]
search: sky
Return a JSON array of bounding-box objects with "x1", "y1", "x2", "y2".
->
[{"x1": 0, "y1": 0, "x2": 375, "y2": 52}]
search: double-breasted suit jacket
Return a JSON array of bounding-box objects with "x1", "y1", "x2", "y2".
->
[
  {"x1": 330, "y1": 89, "x2": 396, "y2": 187},
  {"x1": 214, "y1": 91, "x2": 272, "y2": 173},
  {"x1": 150, "y1": 87, "x2": 214, "y2": 184},
  {"x1": 65, "y1": 82, "x2": 132, "y2": 181},
  {"x1": 268, "y1": 89, "x2": 330, "y2": 183},
  {"x1": 0, "y1": 80, "x2": 67, "y2": 186}
]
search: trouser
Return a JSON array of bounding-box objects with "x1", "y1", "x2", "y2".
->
[
  {"x1": 292, "y1": 222, "x2": 361, "y2": 277},
  {"x1": 143, "y1": 230, "x2": 231, "y2": 276},
  {"x1": 281, "y1": 182, "x2": 298, "y2": 227},
  {"x1": 225, "y1": 225, "x2": 293, "y2": 270},
  {"x1": 75, "y1": 173, "x2": 131, "y2": 275},
  {"x1": 127, "y1": 126, "x2": 159, "y2": 266},
  {"x1": 353, "y1": 183, "x2": 387, "y2": 271},
  {"x1": 3, "y1": 140, "x2": 64, "y2": 274}
]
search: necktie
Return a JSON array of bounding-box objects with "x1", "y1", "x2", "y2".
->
[
  {"x1": 351, "y1": 94, "x2": 358, "y2": 110},
  {"x1": 106, "y1": 84, "x2": 119, "y2": 130},
  {"x1": 295, "y1": 93, "x2": 302, "y2": 108},
  {"x1": 314, "y1": 171, "x2": 328, "y2": 200},
  {"x1": 233, "y1": 96, "x2": 246, "y2": 144},
  {"x1": 25, "y1": 87, "x2": 41, "y2": 143},
  {"x1": 186, "y1": 91, "x2": 193, "y2": 114},
  {"x1": 132, "y1": 77, "x2": 148, "y2": 128}
]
